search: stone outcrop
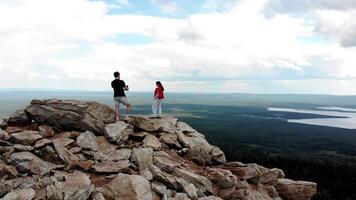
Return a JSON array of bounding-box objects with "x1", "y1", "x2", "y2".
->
[
  {"x1": 98, "y1": 173, "x2": 152, "y2": 200},
  {"x1": 0, "y1": 99, "x2": 317, "y2": 200},
  {"x1": 7, "y1": 109, "x2": 32, "y2": 126},
  {"x1": 25, "y1": 99, "x2": 116, "y2": 133},
  {"x1": 276, "y1": 179, "x2": 317, "y2": 200}
]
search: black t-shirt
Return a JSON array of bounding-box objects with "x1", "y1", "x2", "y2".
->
[{"x1": 111, "y1": 79, "x2": 126, "y2": 97}]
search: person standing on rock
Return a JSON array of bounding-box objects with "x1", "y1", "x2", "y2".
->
[
  {"x1": 151, "y1": 81, "x2": 164, "y2": 118},
  {"x1": 111, "y1": 71, "x2": 131, "y2": 121}
]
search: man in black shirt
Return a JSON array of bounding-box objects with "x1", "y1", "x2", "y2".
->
[{"x1": 111, "y1": 71, "x2": 131, "y2": 121}]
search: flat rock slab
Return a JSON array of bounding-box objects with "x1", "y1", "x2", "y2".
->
[
  {"x1": 77, "y1": 131, "x2": 98, "y2": 151},
  {"x1": 7, "y1": 109, "x2": 32, "y2": 126},
  {"x1": 129, "y1": 116, "x2": 178, "y2": 133},
  {"x1": 11, "y1": 130, "x2": 42, "y2": 145},
  {"x1": 2, "y1": 188, "x2": 35, "y2": 200},
  {"x1": 143, "y1": 134, "x2": 162, "y2": 150},
  {"x1": 25, "y1": 99, "x2": 116, "y2": 133},
  {"x1": 104, "y1": 121, "x2": 129, "y2": 143},
  {"x1": 99, "y1": 173, "x2": 152, "y2": 200},
  {"x1": 92, "y1": 160, "x2": 130, "y2": 173},
  {"x1": 276, "y1": 178, "x2": 317, "y2": 200},
  {"x1": 8, "y1": 152, "x2": 61, "y2": 176}
]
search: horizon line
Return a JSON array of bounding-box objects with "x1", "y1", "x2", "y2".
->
[{"x1": 0, "y1": 88, "x2": 356, "y2": 96}]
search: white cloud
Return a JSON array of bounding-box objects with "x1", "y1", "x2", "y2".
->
[
  {"x1": 150, "y1": 0, "x2": 179, "y2": 13},
  {"x1": 0, "y1": 0, "x2": 355, "y2": 94}
]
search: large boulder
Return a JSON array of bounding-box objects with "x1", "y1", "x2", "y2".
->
[
  {"x1": 11, "y1": 130, "x2": 42, "y2": 145},
  {"x1": 177, "y1": 131, "x2": 226, "y2": 165},
  {"x1": 8, "y1": 152, "x2": 59, "y2": 176},
  {"x1": 153, "y1": 151, "x2": 183, "y2": 173},
  {"x1": 275, "y1": 178, "x2": 317, "y2": 200},
  {"x1": 104, "y1": 121, "x2": 130, "y2": 144},
  {"x1": 7, "y1": 109, "x2": 31, "y2": 126},
  {"x1": 143, "y1": 134, "x2": 162, "y2": 150},
  {"x1": 99, "y1": 173, "x2": 152, "y2": 200},
  {"x1": 54, "y1": 171, "x2": 94, "y2": 200},
  {"x1": 173, "y1": 167, "x2": 214, "y2": 196},
  {"x1": 131, "y1": 148, "x2": 154, "y2": 180},
  {"x1": 25, "y1": 99, "x2": 115, "y2": 133},
  {"x1": 129, "y1": 115, "x2": 178, "y2": 133},
  {"x1": 76, "y1": 131, "x2": 99, "y2": 151},
  {"x1": 221, "y1": 163, "x2": 284, "y2": 184}
]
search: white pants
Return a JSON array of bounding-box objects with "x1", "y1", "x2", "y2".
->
[{"x1": 152, "y1": 98, "x2": 162, "y2": 117}]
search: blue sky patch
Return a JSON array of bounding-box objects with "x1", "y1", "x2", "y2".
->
[{"x1": 108, "y1": 33, "x2": 154, "y2": 45}]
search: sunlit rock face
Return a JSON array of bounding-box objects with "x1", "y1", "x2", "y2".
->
[{"x1": 0, "y1": 99, "x2": 317, "y2": 200}]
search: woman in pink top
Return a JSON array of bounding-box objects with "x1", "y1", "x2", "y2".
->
[{"x1": 152, "y1": 81, "x2": 164, "y2": 118}]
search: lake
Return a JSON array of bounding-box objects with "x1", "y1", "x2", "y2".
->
[{"x1": 268, "y1": 107, "x2": 356, "y2": 129}]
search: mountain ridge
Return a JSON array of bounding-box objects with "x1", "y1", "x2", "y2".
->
[{"x1": 0, "y1": 99, "x2": 316, "y2": 200}]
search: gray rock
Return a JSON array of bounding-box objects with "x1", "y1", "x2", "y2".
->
[
  {"x1": 14, "y1": 144, "x2": 34, "y2": 151},
  {"x1": 92, "y1": 160, "x2": 130, "y2": 173},
  {"x1": 103, "y1": 148, "x2": 132, "y2": 162},
  {"x1": 153, "y1": 151, "x2": 182, "y2": 173},
  {"x1": 34, "y1": 138, "x2": 52, "y2": 149},
  {"x1": 63, "y1": 185, "x2": 94, "y2": 200},
  {"x1": 92, "y1": 192, "x2": 105, "y2": 200},
  {"x1": 0, "y1": 129, "x2": 10, "y2": 141},
  {"x1": 149, "y1": 165, "x2": 179, "y2": 190},
  {"x1": 11, "y1": 131, "x2": 42, "y2": 145},
  {"x1": 0, "y1": 162, "x2": 19, "y2": 181},
  {"x1": 198, "y1": 196, "x2": 224, "y2": 200},
  {"x1": 176, "y1": 177, "x2": 198, "y2": 200},
  {"x1": 7, "y1": 109, "x2": 31, "y2": 126},
  {"x1": 143, "y1": 134, "x2": 162, "y2": 150},
  {"x1": 38, "y1": 125, "x2": 55, "y2": 138},
  {"x1": 131, "y1": 148, "x2": 154, "y2": 180},
  {"x1": 9, "y1": 152, "x2": 58, "y2": 176},
  {"x1": 177, "y1": 131, "x2": 226, "y2": 165},
  {"x1": 160, "y1": 133, "x2": 182, "y2": 149},
  {"x1": 176, "y1": 121, "x2": 199, "y2": 134},
  {"x1": 129, "y1": 115, "x2": 177, "y2": 133},
  {"x1": 1, "y1": 188, "x2": 35, "y2": 200},
  {"x1": 276, "y1": 178, "x2": 317, "y2": 200},
  {"x1": 55, "y1": 171, "x2": 93, "y2": 200},
  {"x1": 25, "y1": 99, "x2": 115, "y2": 133},
  {"x1": 52, "y1": 137, "x2": 74, "y2": 147},
  {"x1": 104, "y1": 121, "x2": 129, "y2": 143},
  {"x1": 207, "y1": 168, "x2": 248, "y2": 190},
  {"x1": 0, "y1": 117, "x2": 6, "y2": 129},
  {"x1": 77, "y1": 131, "x2": 98, "y2": 151},
  {"x1": 99, "y1": 173, "x2": 152, "y2": 200},
  {"x1": 53, "y1": 139, "x2": 80, "y2": 165},
  {"x1": 96, "y1": 136, "x2": 116, "y2": 154},
  {"x1": 173, "y1": 168, "x2": 213, "y2": 196},
  {"x1": 46, "y1": 185, "x2": 63, "y2": 200},
  {"x1": 151, "y1": 181, "x2": 168, "y2": 196},
  {"x1": 168, "y1": 193, "x2": 190, "y2": 200}
]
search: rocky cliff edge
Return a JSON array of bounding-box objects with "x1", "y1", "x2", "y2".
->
[{"x1": 0, "y1": 99, "x2": 317, "y2": 200}]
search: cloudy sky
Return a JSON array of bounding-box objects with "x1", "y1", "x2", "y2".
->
[{"x1": 0, "y1": 0, "x2": 356, "y2": 94}]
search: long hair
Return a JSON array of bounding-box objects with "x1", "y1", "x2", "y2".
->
[{"x1": 156, "y1": 81, "x2": 164, "y2": 91}]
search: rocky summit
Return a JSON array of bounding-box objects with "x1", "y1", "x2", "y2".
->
[{"x1": 0, "y1": 99, "x2": 317, "y2": 200}]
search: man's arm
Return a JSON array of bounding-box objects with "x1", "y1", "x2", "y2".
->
[{"x1": 123, "y1": 81, "x2": 129, "y2": 91}]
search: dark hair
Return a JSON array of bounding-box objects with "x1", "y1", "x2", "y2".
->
[
  {"x1": 113, "y1": 71, "x2": 120, "y2": 78},
  {"x1": 156, "y1": 81, "x2": 164, "y2": 91}
]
